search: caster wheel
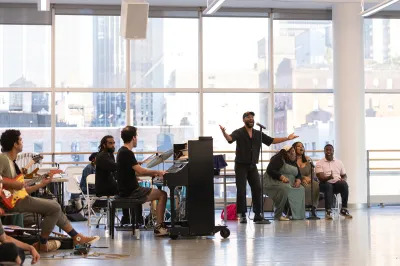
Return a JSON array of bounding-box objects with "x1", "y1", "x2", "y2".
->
[{"x1": 220, "y1": 228, "x2": 230, "y2": 238}]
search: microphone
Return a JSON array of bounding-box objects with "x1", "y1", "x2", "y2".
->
[
  {"x1": 256, "y1": 122, "x2": 266, "y2": 129},
  {"x1": 308, "y1": 158, "x2": 315, "y2": 168}
]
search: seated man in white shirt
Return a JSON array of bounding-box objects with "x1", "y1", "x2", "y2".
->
[{"x1": 315, "y1": 144, "x2": 353, "y2": 220}]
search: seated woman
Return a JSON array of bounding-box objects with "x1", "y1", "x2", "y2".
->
[
  {"x1": 293, "y1": 142, "x2": 320, "y2": 217},
  {"x1": 263, "y1": 145, "x2": 305, "y2": 220}
]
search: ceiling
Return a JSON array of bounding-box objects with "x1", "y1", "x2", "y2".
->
[{"x1": 0, "y1": 0, "x2": 399, "y2": 11}]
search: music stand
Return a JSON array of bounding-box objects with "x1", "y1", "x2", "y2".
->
[
  {"x1": 306, "y1": 160, "x2": 320, "y2": 220},
  {"x1": 254, "y1": 125, "x2": 271, "y2": 224},
  {"x1": 146, "y1": 149, "x2": 173, "y2": 168}
]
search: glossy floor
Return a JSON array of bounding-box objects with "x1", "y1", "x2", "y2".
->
[{"x1": 33, "y1": 207, "x2": 400, "y2": 266}]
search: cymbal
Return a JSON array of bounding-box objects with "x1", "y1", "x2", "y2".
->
[{"x1": 146, "y1": 149, "x2": 173, "y2": 168}]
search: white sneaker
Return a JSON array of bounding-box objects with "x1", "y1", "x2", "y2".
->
[{"x1": 154, "y1": 225, "x2": 168, "y2": 236}]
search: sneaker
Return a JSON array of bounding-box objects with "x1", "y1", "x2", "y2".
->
[
  {"x1": 278, "y1": 216, "x2": 290, "y2": 221},
  {"x1": 73, "y1": 234, "x2": 100, "y2": 246},
  {"x1": 340, "y1": 209, "x2": 353, "y2": 219},
  {"x1": 33, "y1": 240, "x2": 61, "y2": 252},
  {"x1": 154, "y1": 224, "x2": 168, "y2": 236},
  {"x1": 253, "y1": 213, "x2": 262, "y2": 222},
  {"x1": 325, "y1": 210, "x2": 333, "y2": 220},
  {"x1": 239, "y1": 215, "x2": 247, "y2": 224}
]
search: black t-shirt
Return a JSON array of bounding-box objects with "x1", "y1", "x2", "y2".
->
[
  {"x1": 116, "y1": 146, "x2": 139, "y2": 197},
  {"x1": 229, "y1": 126, "x2": 274, "y2": 165}
]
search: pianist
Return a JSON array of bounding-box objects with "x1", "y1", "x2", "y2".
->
[{"x1": 116, "y1": 126, "x2": 168, "y2": 236}]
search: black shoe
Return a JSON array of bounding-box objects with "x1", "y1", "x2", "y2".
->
[
  {"x1": 311, "y1": 207, "x2": 317, "y2": 217},
  {"x1": 254, "y1": 213, "x2": 271, "y2": 224},
  {"x1": 239, "y1": 216, "x2": 247, "y2": 224},
  {"x1": 120, "y1": 216, "x2": 131, "y2": 226},
  {"x1": 340, "y1": 209, "x2": 353, "y2": 219}
]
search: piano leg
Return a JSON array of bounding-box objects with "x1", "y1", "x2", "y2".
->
[{"x1": 170, "y1": 186, "x2": 176, "y2": 228}]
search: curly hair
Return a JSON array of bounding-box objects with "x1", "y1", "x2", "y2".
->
[
  {"x1": 292, "y1": 141, "x2": 307, "y2": 163},
  {"x1": 0, "y1": 129, "x2": 21, "y2": 152},
  {"x1": 98, "y1": 135, "x2": 114, "y2": 152}
]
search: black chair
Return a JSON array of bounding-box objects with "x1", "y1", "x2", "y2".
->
[{"x1": 108, "y1": 197, "x2": 142, "y2": 239}]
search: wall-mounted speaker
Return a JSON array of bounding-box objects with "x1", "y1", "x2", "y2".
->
[{"x1": 120, "y1": 0, "x2": 149, "y2": 39}]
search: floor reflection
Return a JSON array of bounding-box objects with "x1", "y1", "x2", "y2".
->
[{"x1": 36, "y1": 208, "x2": 400, "y2": 266}]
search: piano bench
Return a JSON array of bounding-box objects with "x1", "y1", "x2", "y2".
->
[{"x1": 109, "y1": 197, "x2": 143, "y2": 239}]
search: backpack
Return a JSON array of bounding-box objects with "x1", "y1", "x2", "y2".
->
[{"x1": 220, "y1": 204, "x2": 237, "y2": 220}]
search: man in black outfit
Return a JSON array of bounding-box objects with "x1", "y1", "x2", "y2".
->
[
  {"x1": 219, "y1": 111, "x2": 298, "y2": 223},
  {"x1": 95, "y1": 135, "x2": 119, "y2": 197},
  {"x1": 95, "y1": 135, "x2": 140, "y2": 225},
  {"x1": 116, "y1": 126, "x2": 168, "y2": 236}
]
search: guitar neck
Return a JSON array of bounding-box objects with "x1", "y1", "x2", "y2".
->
[{"x1": 25, "y1": 174, "x2": 47, "y2": 186}]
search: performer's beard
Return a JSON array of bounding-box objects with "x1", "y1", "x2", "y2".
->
[{"x1": 245, "y1": 121, "x2": 254, "y2": 128}]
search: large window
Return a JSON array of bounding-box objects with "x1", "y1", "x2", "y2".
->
[
  {"x1": 129, "y1": 93, "x2": 198, "y2": 161},
  {"x1": 365, "y1": 94, "x2": 400, "y2": 149},
  {"x1": 203, "y1": 17, "x2": 269, "y2": 89},
  {"x1": 56, "y1": 15, "x2": 126, "y2": 88},
  {"x1": 55, "y1": 92, "x2": 126, "y2": 162},
  {"x1": 364, "y1": 19, "x2": 400, "y2": 90},
  {"x1": 366, "y1": 93, "x2": 400, "y2": 197},
  {"x1": 204, "y1": 93, "x2": 271, "y2": 173},
  {"x1": 274, "y1": 93, "x2": 334, "y2": 151},
  {"x1": 0, "y1": 91, "x2": 51, "y2": 155},
  {"x1": 273, "y1": 20, "x2": 333, "y2": 89},
  {"x1": 0, "y1": 25, "x2": 51, "y2": 87},
  {"x1": 204, "y1": 93, "x2": 271, "y2": 149},
  {"x1": 130, "y1": 18, "x2": 198, "y2": 89}
]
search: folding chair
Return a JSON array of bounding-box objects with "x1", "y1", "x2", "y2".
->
[
  {"x1": 65, "y1": 174, "x2": 87, "y2": 215},
  {"x1": 86, "y1": 174, "x2": 112, "y2": 229},
  {"x1": 64, "y1": 166, "x2": 85, "y2": 205}
]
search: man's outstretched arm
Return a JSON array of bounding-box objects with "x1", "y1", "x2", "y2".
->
[
  {"x1": 271, "y1": 133, "x2": 299, "y2": 144},
  {"x1": 219, "y1": 125, "x2": 233, "y2": 142}
]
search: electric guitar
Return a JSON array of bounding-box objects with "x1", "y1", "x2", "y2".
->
[{"x1": 0, "y1": 155, "x2": 62, "y2": 209}]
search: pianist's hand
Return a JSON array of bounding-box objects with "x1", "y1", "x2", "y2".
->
[{"x1": 155, "y1": 170, "x2": 167, "y2": 178}]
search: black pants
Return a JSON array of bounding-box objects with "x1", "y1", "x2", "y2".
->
[
  {"x1": 319, "y1": 180, "x2": 349, "y2": 210},
  {"x1": 122, "y1": 205, "x2": 143, "y2": 225},
  {"x1": 235, "y1": 163, "x2": 262, "y2": 214}
]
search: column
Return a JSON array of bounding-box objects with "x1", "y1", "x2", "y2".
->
[{"x1": 333, "y1": 3, "x2": 366, "y2": 207}]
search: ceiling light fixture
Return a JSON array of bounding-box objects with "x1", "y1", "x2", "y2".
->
[
  {"x1": 203, "y1": 0, "x2": 226, "y2": 15},
  {"x1": 361, "y1": 0, "x2": 400, "y2": 17},
  {"x1": 37, "y1": 0, "x2": 50, "y2": 11}
]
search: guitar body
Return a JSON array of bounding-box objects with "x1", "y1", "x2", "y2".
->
[
  {"x1": 0, "y1": 154, "x2": 61, "y2": 209},
  {"x1": 0, "y1": 174, "x2": 29, "y2": 209},
  {"x1": 0, "y1": 168, "x2": 62, "y2": 209}
]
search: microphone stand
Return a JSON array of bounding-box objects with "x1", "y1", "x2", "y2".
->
[
  {"x1": 254, "y1": 124, "x2": 270, "y2": 224},
  {"x1": 306, "y1": 160, "x2": 320, "y2": 220}
]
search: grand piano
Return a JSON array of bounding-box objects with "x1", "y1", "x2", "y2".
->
[{"x1": 161, "y1": 136, "x2": 229, "y2": 239}]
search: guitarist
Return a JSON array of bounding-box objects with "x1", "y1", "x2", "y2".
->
[{"x1": 0, "y1": 129, "x2": 100, "y2": 253}]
